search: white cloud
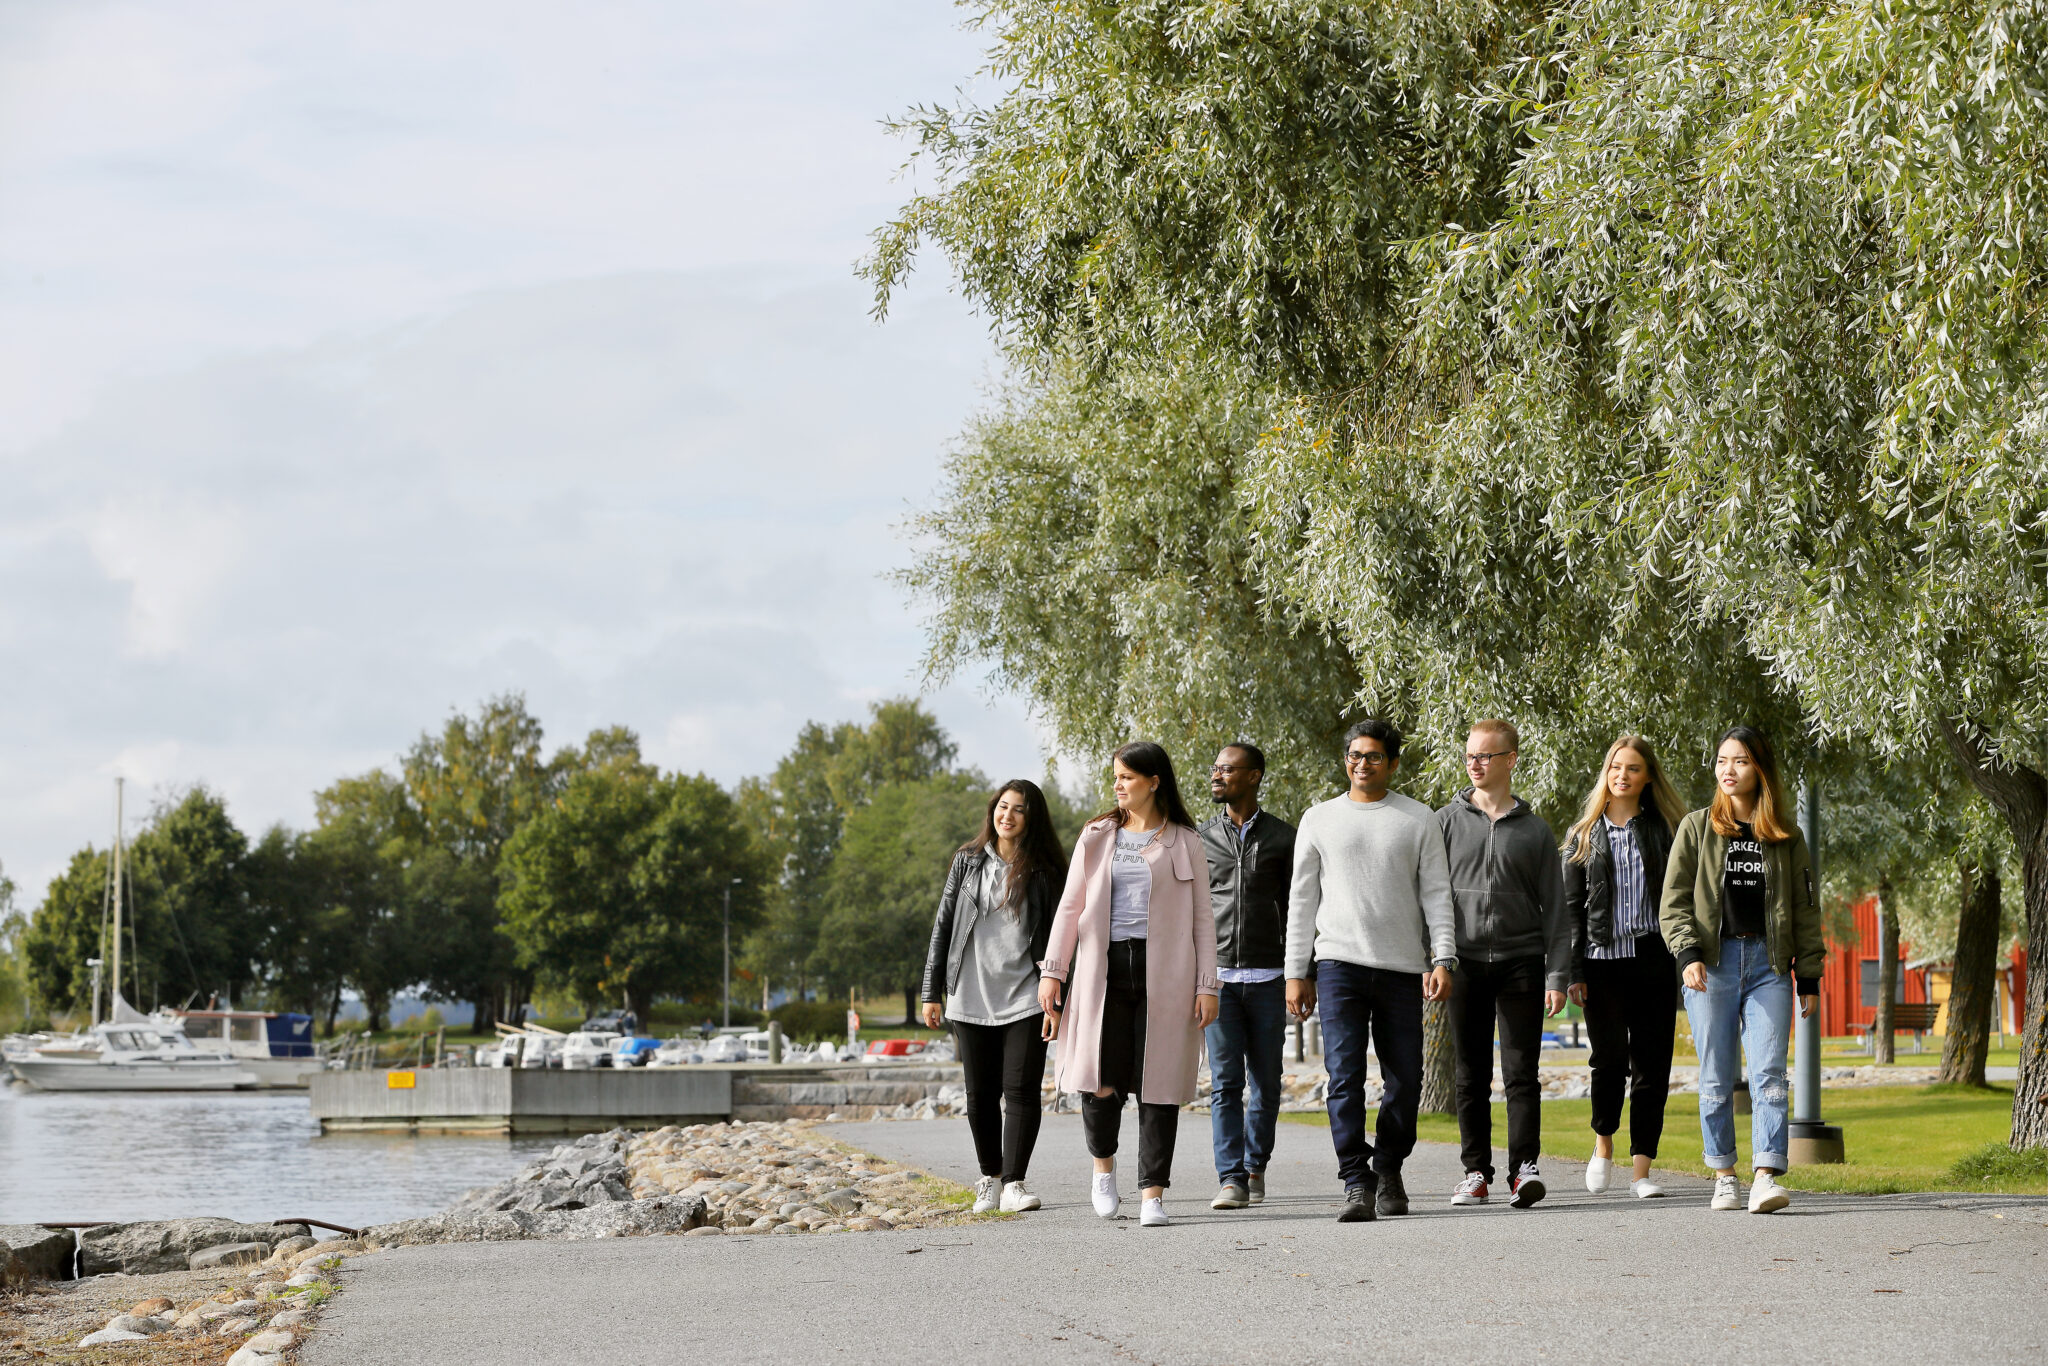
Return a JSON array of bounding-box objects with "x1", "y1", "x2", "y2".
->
[{"x1": 0, "y1": 4, "x2": 1048, "y2": 902}]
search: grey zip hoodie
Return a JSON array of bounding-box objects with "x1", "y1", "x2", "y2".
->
[{"x1": 1436, "y1": 790, "x2": 1572, "y2": 991}]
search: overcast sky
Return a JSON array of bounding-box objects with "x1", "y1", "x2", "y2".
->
[{"x1": 0, "y1": 1, "x2": 1042, "y2": 903}]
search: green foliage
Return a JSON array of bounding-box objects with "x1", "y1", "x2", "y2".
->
[
  {"x1": 739, "y1": 699, "x2": 959, "y2": 995},
  {"x1": 498, "y1": 732, "x2": 770, "y2": 1023},
  {"x1": 21, "y1": 786, "x2": 261, "y2": 1014},
  {"x1": 1949, "y1": 1141, "x2": 2048, "y2": 1187},
  {"x1": 767, "y1": 998, "x2": 854, "y2": 1044},
  {"x1": 0, "y1": 865, "x2": 30, "y2": 1031},
  {"x1": 817, "y1": 773, "x2": 990, "y2": 1001},
  {"x1": 902, "y1": 366, "x2": 1365, "y2": 818}
]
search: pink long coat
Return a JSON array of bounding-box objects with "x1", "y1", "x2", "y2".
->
[{"x1": 1039, "y1": 817, "x2": 1219, "y2": 1105}]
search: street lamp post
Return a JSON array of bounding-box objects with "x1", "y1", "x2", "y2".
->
[
  {"x1": 1790, "y1": 775, "x2": 1846, "y2": 1164},
  {"x1": 723, "y1": 878, "x2": 743, "y2": 1029}
]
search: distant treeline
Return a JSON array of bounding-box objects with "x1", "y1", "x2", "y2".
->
[{"x1": 5, "y1": 694, "x2": 1070, "y2": 1034}]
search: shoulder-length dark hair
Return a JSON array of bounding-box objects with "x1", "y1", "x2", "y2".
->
[
  {"x1": 1091, "y1": 741, "x2": 1197, "y2": 830},
  {"x1": 1708, "y1": 725, "x2": 1795, "y2": 844},
  {"x1": 960, "y1": 779, "x2": 1069, "y2": 913}
]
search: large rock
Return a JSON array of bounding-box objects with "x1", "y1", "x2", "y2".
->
[
  {"x1": 0, "y1": 1224, "x2": 75, "y2": 1284},
  {"x1": 78, "y1": 1220, "x2": 308, "y2": 1276},
  {"x1": 77, "y1": 1327, "x2": 148, "y2": 1346},
  {"x1": 189, "y1": 1241, "x2": 270, "y2": 1270},
  {"x1": 366, "y1": 1193, "x2": 708, "y2": 1248}
]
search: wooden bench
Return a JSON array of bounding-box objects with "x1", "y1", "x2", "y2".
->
[{"x1": 1848, "y1": 1000, "x2": 1943, "y2": 1052}]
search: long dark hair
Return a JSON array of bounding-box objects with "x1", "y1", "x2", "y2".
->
[
  {"x1": 960, "y1": 779, "x2": 1070, "y2": 913},
  {"x1": 1091, "y1": 741, "x2": 1198, "y2": 830},
  {"x1": 1708, "y1": 725, "x2": 1794, "y2": 843}
]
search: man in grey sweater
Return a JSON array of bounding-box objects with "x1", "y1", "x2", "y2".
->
[
  {"x1": 1438, "y1": 719, "x2": 1572, "y2": 1210},
  {"x1": 1286, "y1": 719, "x2": 1457, "y2": 1223}
]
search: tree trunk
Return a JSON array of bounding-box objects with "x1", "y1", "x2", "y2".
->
[
  {"x1": 322, "y1": 985, "x2": 344, "y2": 1038},
  {"x1": 471, "y1": 996, "x2": 496, "y2": 1037},
  {"x1": 1420, "y1": 996, "x2": 1455, "y2": 1115},
  {"x1": 904, "y1": 982, "x2": 918, "y2": 1030},
  {"x1": 624, "y1": 985, "x2": 652, "y2": 1033},
  {"x1": 1940, "y1": 853, "x2": 2003, "y2": 1087},
  {"x1": 1936, "y1": 720, "x2": 2048, "y2": 1147},
  {"x1": 1874, "y1": 877, "x2": 1899, "y2": 1065}
]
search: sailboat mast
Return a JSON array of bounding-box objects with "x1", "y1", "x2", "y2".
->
[{"x1": 110, "y1": 777, "x2": 124, "y2": 1012}]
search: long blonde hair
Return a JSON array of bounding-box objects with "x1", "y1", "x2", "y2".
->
[{"x1": 1564, "y1": 735, "x2": 1688, "y2": 863}]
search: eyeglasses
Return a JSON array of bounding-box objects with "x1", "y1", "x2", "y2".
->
[
  {"x1": 1465, "y1": 749, "x2": 1515, "y2": 767},
  {"x1": 1210, "y1": 763, "x2": 1254, "y2": 775},
  {"x1": 1344, "y1": 751, "x2": 1390, "y2": 769}
]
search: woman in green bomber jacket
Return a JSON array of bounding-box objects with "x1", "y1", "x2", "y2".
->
[{"x1": 1658, "y1": 726, "x2": 1826, "y2": 1215}]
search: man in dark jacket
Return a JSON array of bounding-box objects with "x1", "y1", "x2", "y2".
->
[
  {"x1": 1199, "y1": 742, "x2": 1297, "y2": 1210},
  {"x1": 1437, "y1": 720, "x2": 1571, "y2": 1211}
]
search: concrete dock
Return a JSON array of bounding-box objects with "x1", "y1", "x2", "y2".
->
[{"x1": 309, "y1": 1064, "x2": 964, "y2": 1133}]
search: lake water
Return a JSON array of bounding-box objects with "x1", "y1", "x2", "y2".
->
[{"x1": 0, "y1": 1083, "x2": 555, "y2": 1229}]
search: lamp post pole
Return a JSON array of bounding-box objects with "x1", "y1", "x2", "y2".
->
[
  {"x1": 1791, "y1": 775, "x2": 1846, "y2": 1164},
  {"x1": 723, "y1": 878, "x2": 742, "y2": 1029}
]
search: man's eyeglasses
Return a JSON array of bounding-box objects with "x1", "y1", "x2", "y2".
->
[
  {"x1": 1210, "y1": 764, "x2": 1254, "y2": 775},
  {"x1": 1344, "y1": 751, "x2": 1390, "y2": 769},
  {"x1": 1465, "y1": 749, "x2": 1515, "y2": 768}
]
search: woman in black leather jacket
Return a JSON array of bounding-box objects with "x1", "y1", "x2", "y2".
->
[
  {"x1": 919, "y1": 779, "x2": 1069, "y2": 1214},
  {"x1": 1561, "y1": 735, "x2": 1686, "y2": 1198}
]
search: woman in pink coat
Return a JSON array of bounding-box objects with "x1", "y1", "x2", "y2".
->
[{"x1": 1038, "y1": 741, "x2": 1219, "y2": 1227}]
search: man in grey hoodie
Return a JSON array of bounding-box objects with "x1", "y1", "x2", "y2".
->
[{"x1": 1438, "y1": 719, "x2": 1572, "y2": 1210}]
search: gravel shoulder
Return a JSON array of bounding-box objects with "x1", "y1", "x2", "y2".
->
[{"x1": 300, "y1": 1113, "x2": 2048, "y2": 1366}]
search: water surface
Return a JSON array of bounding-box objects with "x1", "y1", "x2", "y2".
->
[{"x1": 0, "y1": 1083, "x2": 553, "y2": 1229}]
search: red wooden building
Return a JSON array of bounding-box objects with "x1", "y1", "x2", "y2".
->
[{"x1": 1819, "y1": 895, "x2": 2029, "y2": 1041}]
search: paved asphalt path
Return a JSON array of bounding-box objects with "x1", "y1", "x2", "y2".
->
[{"x1": 305, "y1": 1113, "x2": 2048, "y2": 1365}]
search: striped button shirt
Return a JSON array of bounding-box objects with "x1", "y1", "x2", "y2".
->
[{"x1": 1586, "y1": 816, "x2": 1655, "y2": 960}]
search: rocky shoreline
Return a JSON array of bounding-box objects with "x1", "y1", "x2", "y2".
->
[{"x1": 1, "y1": 1119, "x2": 971, "y2": 1361}]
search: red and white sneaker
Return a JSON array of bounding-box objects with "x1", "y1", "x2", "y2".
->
[
  {"x1": 1509, "y1": 1163, "x2": 1547, "y2": 1209},
  {"x1": 1450, "y1": 1172, "x2": 1489, "y2": 1205}
]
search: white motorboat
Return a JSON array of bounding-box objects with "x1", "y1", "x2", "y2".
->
[
  {"x1": 559, "y1": 1031, "x2": 620, "y2": 1070},
  {"x1": 7, "y1": 1002, "x2": 258, "y2": 1091}
]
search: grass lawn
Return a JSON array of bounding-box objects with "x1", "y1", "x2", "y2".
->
[{"x1": 1280, "y1": 1084, "x2": 2045, "y2": 1196}]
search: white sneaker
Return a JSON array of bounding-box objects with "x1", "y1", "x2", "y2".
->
[
  {"x1": 1749, "y1": 1173, "x2": 1791, "y2": 1214},
  {"x1": 1091, "y1": 1168, "x2": 1120, "y2": 1218},
  {"x1": 1709, "y1": 1174, "x2": 1742, "y2": 1210},
  {"x1": 999, "y1": 1181, "x2": 1040, "y2": 1212},
  {"x1": 1139, "y1": 1197, "x2": 1169, "y2": 1227},
  {"x1": 972, "y1": 1175, "x2": 1000, "y2": 1213},
  {"x1": 1630, "y1": 1177, "x2": 1666, "y2": 1199},
  {"x1": 1585, "y1": 1155, "x2": 1613, "y2": 1194}
]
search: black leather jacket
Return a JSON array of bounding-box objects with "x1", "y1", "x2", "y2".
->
[
  {"x1": 1564, "y1": 806, "x2": 1674, "y2": 977},
  {"x1": 1197, "y1": 810, "x2": 1296, "y2": 971},
  {"x1": 919, "y1": 846, "x2": 1057, "y2": 1005}
]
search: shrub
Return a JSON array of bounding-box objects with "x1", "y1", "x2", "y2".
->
[
  {"x1": 769, "y1": 1000, "x2": 853, "y2": 1043},
  {"x1": 1948, "y1": 1142, "x2": 2048, "y2": 1187}
]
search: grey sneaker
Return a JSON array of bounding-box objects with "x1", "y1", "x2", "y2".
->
[
  {"x1": 1246, "y1": 1172, "x2": 1266, "y2": 1205},
  {"x1": 1710, "y1": 1174, "x2": 1742, "y2": 1211},
  {"x1": 1211, "y1": 1184, "x2": 1249, "y2": 1210},
  {"x1": 1376, "y1": 1168, "x2": 1409, "y2": 1217},
  {"x1": 1336, "y1": 1184, "x2": 1377, "y2": 1222},
  {"x1": 972, "y1": 1175, "x2": 1000, "y2": 1213}
]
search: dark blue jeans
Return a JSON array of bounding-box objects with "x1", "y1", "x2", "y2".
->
[
  {"x1": 1205, "y1": 977, "x2": 1288, "y2": 1187},
  {"x1": 1316, "y1": 959, "x2": 1424, "y2": 1189}
]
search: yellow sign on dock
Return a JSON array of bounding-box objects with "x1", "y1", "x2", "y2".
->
[{"x1": 387, "y1": 1070, "x2": 416, "y2": 1089}]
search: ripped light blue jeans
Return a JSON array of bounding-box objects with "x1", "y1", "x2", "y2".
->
[{"x1": 1682, "y1": 935, "x2": 1792, "y2": 1171}]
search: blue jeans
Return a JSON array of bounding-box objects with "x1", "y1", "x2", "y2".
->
[
  {"x1": 1205, "y1": 978, "x2": 1288, "y2": 1187},
  {"x1": 1316, "y1": 960, "x2": 1424, "y2": 1188},
  {"x1": 1683, "y1": 935, "x2": 1793, "y2": 1171}
]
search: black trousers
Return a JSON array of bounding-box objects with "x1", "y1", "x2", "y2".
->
[
  {"x1": 1582, "y1": 935, "x2": 1679, "y2": 1159},
  {"x1": 1080, "y1": 939, "x2": 1179, "y2": 1189},
  {"x1": 1451, "y1": 954, "x2": 1546, "y2": 1182},
  {"x1": 951, "y1": 1015, "x2": 1049, "y2": 1184}
]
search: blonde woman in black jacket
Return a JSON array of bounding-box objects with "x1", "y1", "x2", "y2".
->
[
  {"x1": 1562, "y1": 735, "x2": 1687, "y2": 1198},
  {"x1": 920, "y1": 779, "x2": 1069, "y2": 1215}
]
